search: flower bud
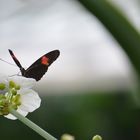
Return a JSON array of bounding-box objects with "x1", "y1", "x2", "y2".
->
[
  {"x1": 0, "y1": 83, "x2": 6, "y2": 90},
  {"x1": 11, "y1": 89, "x2": 17, "y2": 95},
  {"x1": 15, "y1": 85, "x2": 20, "y2": 90},
  {"x1": 14, "y1": 94, "x2": 21, "y2": 106},
  {"x1": 92, "y1": 135, "x2": 102, "y2": 140},
  {"x1": 9, "y1": 81, "x2": 16, "y2": 89},
  {"x1": 61, "y1": 134, "x2": 75, "y2": 140},
  {"x1": 0, "y1": 100, "x2": 9, "y2": 115}
]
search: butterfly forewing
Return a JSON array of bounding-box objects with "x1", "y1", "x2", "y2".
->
[
  {"x1": 24, "y1": 50, "x2": 60, "y2": 81},
  {"x1": 8, "y1": 49, "x2": 23, "y2": 69},
  {"x1": 26, "y1": 50, "x2": 60, "y2": 69}
]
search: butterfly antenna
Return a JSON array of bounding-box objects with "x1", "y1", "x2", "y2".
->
[
  {"x1": 8, "y1": 72, "x2": 21, "y2": 77},
  {"x1": 0, "y1": 58, "x2": 17, "y2": 67}
]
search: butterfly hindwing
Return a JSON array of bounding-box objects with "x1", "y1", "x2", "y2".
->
[{"x1": 9, "y1": 49, "x2": 60, "y2": 81}]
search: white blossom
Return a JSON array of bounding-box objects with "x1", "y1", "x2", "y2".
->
[
  {"x1": 5, "y1": 88, "x2": 41, "y2": 120},
  {"x1": 0, "y1": 75, "x2": 41, "y2": 120}
]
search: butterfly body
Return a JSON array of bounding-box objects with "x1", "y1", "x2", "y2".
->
[{"x1": 9, "y1": 49, "x2": 60, "y2": 81}]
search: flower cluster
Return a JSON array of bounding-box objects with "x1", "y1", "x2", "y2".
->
[{"x1": 0, "y1": 74, "x2": 41, "y2": 120}]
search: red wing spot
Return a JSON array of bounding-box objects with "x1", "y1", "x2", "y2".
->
[{"x1": 41, "y1": 56, "x2": 49, "y2": 65}]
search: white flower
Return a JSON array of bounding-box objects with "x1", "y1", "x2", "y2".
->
[
  {"x1": 0, "y1": 74, "x2": 41, "y2": 120},
  {"x1": 0, "y1": 75, "x2": 36, "y2": 93},
  {"x1": 5, "y1": 88, "x2": 41, "y2": 120}
]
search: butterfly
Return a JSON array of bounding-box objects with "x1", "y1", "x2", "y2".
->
[{"x1": 9, "y1": 49, "x2": 60, "y2": 81}]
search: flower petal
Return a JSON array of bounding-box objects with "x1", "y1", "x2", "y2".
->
[
  {"x1": 19, "y1": 89, "x2": 41, "y2": 112},
  {"x1": 7, "y1": 76, "x2": 36, "y2": 89},
  {"x1": 4, "y1": 109, "x2": 28, "y2": 120}
]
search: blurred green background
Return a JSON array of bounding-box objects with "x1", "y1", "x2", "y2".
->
[
  {"x1": 1, "y1": 92, "x2": 140, "y2": 140},
  {"x1": 1, "y1": 0, "x2": 140, "y2": 140}
]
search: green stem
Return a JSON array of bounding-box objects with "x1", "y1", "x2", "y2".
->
[{"x1": 10, "y1": 109, "x2": 57, "y2": 140}]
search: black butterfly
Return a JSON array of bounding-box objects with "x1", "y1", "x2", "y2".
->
[{"x1": 9, "y1": 49, "x2": 60, "y2": 81}]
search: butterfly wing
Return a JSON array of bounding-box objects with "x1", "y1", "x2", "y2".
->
[
  {"x1": 24, "y1": 50, "x2": 60, "y2": 81},
  {"x1": 24, "y1": 64, "x2": 48, "y2": 81},
  {"x1": 8, "y1": 49, "x2": 23, "y2": 69}
]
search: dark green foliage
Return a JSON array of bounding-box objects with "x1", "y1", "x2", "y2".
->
[{"x1": 0, "y1": 92, "x2": 140, "y2": 140}]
